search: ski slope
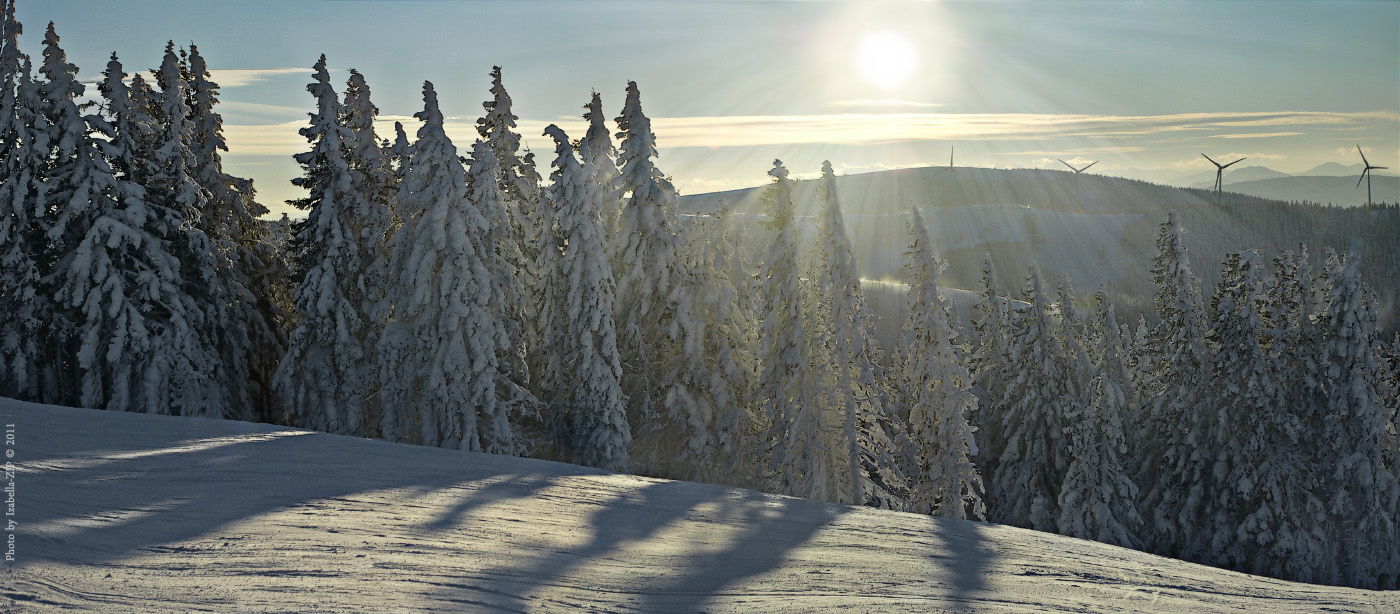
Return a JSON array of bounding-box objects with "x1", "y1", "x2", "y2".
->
[{"x1": 3, "y1": 398, "x2": 1395, "y2": 613}]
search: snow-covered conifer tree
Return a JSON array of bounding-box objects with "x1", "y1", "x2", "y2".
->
[
  {"x1": 51, "y1": 53, "x2": 209, "y2": 415},
  {"x1": 1316, "y1": 251, "x2": 1399, "y2": 589},
  {"x1": 276, "y1": 56, "x2": 379, "y2": 436},
  {"x1": 185, "y1": 44, "x2": 284, "y2": 420},
  {"x1": 581, "y1": 91, "x2": 621, "y2": 240},
  {"x1": 901, "y1": 208, "x2": 984, "y2": 518},
  {"x1": 1206, "y1": 250, "x2": 1328, "y2": 580},
  {"x1": 143, "y1": 42, "x2": 243, "y2": 419},
  {"x1": 1136, "y1": 211, "x2": 1212, "y2": 557},
  {"x1": 341, "y1": 68, "x2": 395, "y2": 314},
  {"x1": 677, "y1": 196, "x2": 759, "y2": 485},
  {"x1": 0, "y1": 4, "x2": 45, "y2": 400},
  {"x1": 969, "y1": 258, "x2": 1010, "y2": 512},
  {"x1": 542, "y1": 124, "x2": 629, "y2": 471},
  {"x1": 1057, "y1": 290, "x2": 1142, "y2": 549},
  {"x1": 812, "y1": 161, "x2": 905, "y2": 508},
  {"x1": 609, "y1": 81, "x2": 706, "y2": 476},
  {"x1": 757, "y1": 160, "x2": 832, "y2": 500},
  {"x1": 993, "y1": 266, "x2": 1071, "y2": 531},
  {"x1": 377, "y1": 81, "x2": 519, "y2": 454}
]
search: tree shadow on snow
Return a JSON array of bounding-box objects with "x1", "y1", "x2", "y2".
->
[{"x1": 433, "y1": 481, "x2": 843, "y2": 612}]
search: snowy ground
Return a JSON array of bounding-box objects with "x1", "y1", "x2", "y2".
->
[{"x1": 3, "y1": 398, "x2": 1395, "y2": 613}]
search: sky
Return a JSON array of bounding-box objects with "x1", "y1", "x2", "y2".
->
[{"x1": 16, "y1": 0, "x2": 1400, "y2": 218}]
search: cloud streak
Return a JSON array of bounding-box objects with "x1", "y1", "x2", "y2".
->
[{"x1": 223, "y1": 110, "x2": 1396, "y2": 158}]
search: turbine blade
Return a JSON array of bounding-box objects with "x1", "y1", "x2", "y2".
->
[
  {"x1": 1375, "y1": 166, "x2": 1389, "y2": 170},
  {"x1": 1357, "y1": 170, "x2": 1367, "y2": 188},
  {"x1": 1081, "y1": 161, "x2": 1098, "y2": 172},
  {"x1": 1201, "y1": 153, "x2": 1219, "y2": 166},
  {"x1": 1058, "y1": 159, "x2": 1076, "y2": 172},
  {"x1": 1223, "y1": 157, "x2": 1246, "y2": 168},
  {"x1": 1358, "y1": 144, "x2": 1369, "y2": 166}
]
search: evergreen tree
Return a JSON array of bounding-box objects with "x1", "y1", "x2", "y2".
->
[
  {"x1": 1058, "y1": 290, "x2": 1142, "y2": 548},
  {"x1": 0, "y1": 3, "x2": 44, "y2": 400},
  {"x1": 610, "y1": 81, "x2": 703, "y2": 476},
  {"x1": 993, "y1": 266, "x2": 1071, "y2": 531},
  {"x1": 542, "y1": 124, "x2": 629, "y2": 471},
  {"x1": 1137, "y1": 211, "x2": 1212, "y2": 557},
  {"x1": 276, "y1": 56, "x2": 378, "y2": 436},
  {"x1": 145, "y1": 41, "x2": 241, "y2": 419},
  {"x1": 378, "y1": 81, "x2": 519, "y2": 453},
  {"x1": 581, "y1": 91, "x2": 620, "y2": 240},
  {"x1": 185, "y1": 43, "x2": 280, "y2": 421},
  {"x1": 341, "y1": 68, "x2": 395, "y2": 319},
  {"x1": 466, "y1": 138, "x2": 536, "y2": 441},
  {"x1": 52, "y1": 53, "x2": 208, "y2": 415},
  {"x1": 901, "y1": 208, "x2": 984, "y2": 519},
  {"x1": 1316, "y1": 251, "x2": 1399, "y2": 589},
  {"x1": 969, "y1": 257, "x2": 1010, "y2": 514},
  {"x1": 680, "y1": 196, "x2": 759, "y2": 485},
  {"x1": 757, "y1": 160, "x2": 831, "y2": 500},
  {"x1": 813, "y1": 161, "x2": 905, "y2": 508},
  {"x1": 1206, "y1": 250, "x2": 1328, "y2": 581}
]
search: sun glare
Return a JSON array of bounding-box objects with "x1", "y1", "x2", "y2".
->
[{"x1": 856, "y1": 30, "x2": 918, "y2": 90}]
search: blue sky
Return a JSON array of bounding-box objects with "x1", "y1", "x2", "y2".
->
[{"x1": 18, "y1": 0, "x2": 1400, "y2": 217}]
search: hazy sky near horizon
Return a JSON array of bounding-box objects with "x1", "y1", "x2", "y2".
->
[{"x1": 17, "y1": 0, "x2": 1400, "y2": 217}]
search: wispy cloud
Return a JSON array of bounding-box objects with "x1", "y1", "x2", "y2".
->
[
  {"x1": 208, "y1": 68, "x2": 308, "y2": 88},
  {"x1": 223, "y1": 111, "x2": 1396, "y2": 159},
  {"x1": 1209, "y1": 132, "x2": 1305, "y2": 139}
]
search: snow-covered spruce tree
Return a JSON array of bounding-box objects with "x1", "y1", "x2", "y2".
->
[
  {"x1": 0, "y1": 4, "x2": 45, "y2": 401},
  {"x1": 389, "y1": 120, "x2": 410, "y2": 185},
  {"x1": 1135, "y1": 211, "x2": 1212, "y2": 558},
  {"x1": 542, "y1": 124, "x2": 629, "y2": 471},
  {"x1": 811, "y1": 161, "x2": 905, "y2": 509},
  {"x1": 275, "y1": 56, "x2": 378, "y2": 436},
  {"x1": 1205, "y1": 250, "x2": 1328, "y2": 581},
  {"x1": 50, "y1": 53, "x2": 207, "y2": 415},
  {"x1": 1316, "y1": 251, "x2": 1399, "y2": 589},
  {"x1": 185, "y1": 43, "x2": 284, "y2": 421},
  {"x1": 610, "y1": 81, "x2": 708, "y2": 477},
  {"x1": 581, "y1": 91, "x2": 620, "y2": 241},
  {"x1": 1263, "y1": 246, "x2": 1326, "y2": 445},
  {"x1": 465, "y1": 138, "x2": 536, "y2": 437},
  {"x1": 672, "y1": 197, "x2": 760, "y2": 485},
  {"x1": 993, "y1": 265, "x2": 1071, "y2": 531},
  {"x1": 901, "y1": 207, "x2": 984, "y2": 519},
  {"x1": 757, "y1": 160, "x2": 832, "y2": 500},
  {"x1": 476, "y1": 66, "x2": 543, "y2": 400},
  {"x1": 144, "y1": 42, "x2": 242, "y2": 419},
  {"x1": 341, "y1": 68, "x2": 395, "y2": 312},
  {"x1": 969, "y1": 257, "x2": 1010, "y2": 514},
  {"x1": 377, "y1": 81, "x2": 520, "y2": 454},
  {"x1": 1058, "y1": 289, "x2": 1143, "y2": 549}
]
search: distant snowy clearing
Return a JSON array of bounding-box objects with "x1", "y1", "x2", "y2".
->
[{"x1": 4, "y1": 398, "x2": 1394, "y2": 613}]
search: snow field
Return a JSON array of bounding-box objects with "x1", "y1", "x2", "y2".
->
[{"x1": 4, "y1": 398, "x2": 1395, "y2": 613}]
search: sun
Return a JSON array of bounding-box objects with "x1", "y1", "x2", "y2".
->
[{"x1": 856, "y1": 30, "x2": 919, "y2": 90}]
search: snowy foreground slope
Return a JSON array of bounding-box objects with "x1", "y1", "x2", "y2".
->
[{"x1": 3, "y1": 399, "x2": 1395, "y2": 614}]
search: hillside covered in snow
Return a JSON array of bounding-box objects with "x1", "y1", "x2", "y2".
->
[{"x1": 4, "y1": 398, "x2": 1395, "y2": 613}]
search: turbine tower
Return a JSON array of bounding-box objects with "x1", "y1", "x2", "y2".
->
[
  {"x1": 1356, "y1": 144, "x2": 1388, "y2": 207},
  {"x1": 1058, "y1": 158, "x2": 1097, "y2": 201},
  {"x1": 1201, "y1": 153, "x2": 1245, "y2": 207},
  {"x1": 934, "y1": 146, "x2": 956, "y2": 177}
]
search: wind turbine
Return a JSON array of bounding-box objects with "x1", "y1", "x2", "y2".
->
[
  {"x1": 934, "y1": 146, "x2": 957, "y2": 178},
  {"x1": 1058, "y1": 158, "x2": 1097, "y2": 201},
  {"x1": 1201, "y1": 153, "x2": 1245, "y2": 207},
  {"x1": 1356, "y1": 144, "x2": 1388, "y2": 207}
]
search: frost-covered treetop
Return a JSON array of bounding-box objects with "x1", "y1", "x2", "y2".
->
[
  {"x1": 477, "y1": 65, "x2": 519, "y2": 154},
  {"x1": 769, "y1": 159, "x2": 789, "y2": 180},
  {"x1": 583, "y1": 90, "x2": 615, "y2": 161}
]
